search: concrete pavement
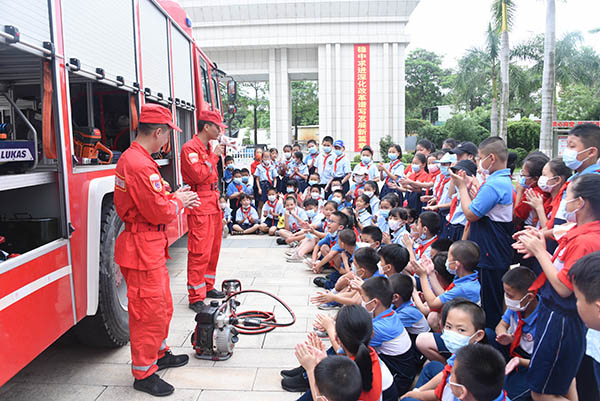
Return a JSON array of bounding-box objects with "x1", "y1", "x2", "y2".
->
[{"x1": 0, "y1": 235, "x2": 325, "y2": 401}]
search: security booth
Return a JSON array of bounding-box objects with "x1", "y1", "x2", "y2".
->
[{"x1": 553, "y1": 121, "x2": 600, "y2": 158}]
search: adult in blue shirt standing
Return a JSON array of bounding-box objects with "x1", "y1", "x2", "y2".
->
[{"x1": 450, "y1": 137, "x2": 514, "y2": 328}]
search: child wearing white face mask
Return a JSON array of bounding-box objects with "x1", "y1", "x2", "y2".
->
[
  {"x1": 400, "y1": 152, "x2": 430, "y2": 213},
  {"x1": 402, "y1": 299, "x2": 487, "y2": 401},
  {"x1": 379, "y1": 144, "x2": 405, "y2": 199},
  {"x1": 486, "y1": 267, "x2": 539, "y2": 401},
  {"x1": 362, "y1": 180, "x2": 380, "y2": 215},
  {"x1": 353, "y1": 145, "x2": 379, "y2": 181}
]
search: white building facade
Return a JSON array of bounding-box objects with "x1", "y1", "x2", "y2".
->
[{"x1": 182, "y1": 0, "x2": 420, "y2": 156}]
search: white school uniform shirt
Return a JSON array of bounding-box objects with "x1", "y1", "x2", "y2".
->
[
  {"x1": 316, "y1": 151, "x2": 335, "y2": 184},
  {"x1": 287, "y1": 160, "x2": 309, "y2": 180},
  {"x1": 331, "y1": 154, "x2": 351, "y2": 179},
  {"x1": 254, "y1": 162, "x2": 277, "y2": 184},
  {"x1": 235, "y1": 206, "x2": 259, "y2": 224},
  {"x1": 354, "y1": 161, "x2": 379, "y2": 181}
]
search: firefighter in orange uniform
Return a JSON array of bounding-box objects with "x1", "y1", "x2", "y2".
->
[
  {"x1": 181, "y1": 110, "x2": 227, "y2": 312},
  {"x1": 114, "y1": 103, "x2": 199, "y2": 397}
]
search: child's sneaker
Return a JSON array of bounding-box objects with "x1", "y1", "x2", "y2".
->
[
  {"x1": 286, "y1": 253, "x2": 305, "y2": 263},
  {"x1": 289, "y1": 241, "x2": 299, "y2": 248},
  {"x1": 276, "y1": 238, "x2": 287, "y2": 245},
  {"x1": 285, "y1": 248, "x2": 296, "y2": 257},
  {"x1": 317, "y1": 302, "x2": 341, "y2": 311}
]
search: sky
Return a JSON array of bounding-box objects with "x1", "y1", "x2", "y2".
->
[{"x1": 406, "y1": 0, "x2": 600, "y2": 69}]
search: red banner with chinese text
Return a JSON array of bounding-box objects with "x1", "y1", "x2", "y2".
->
[{"x1": 354, "y1": 44, "x2": 370, "y2": 152}]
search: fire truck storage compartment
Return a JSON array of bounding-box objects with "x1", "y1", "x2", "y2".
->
[
  {"x1": 0, "y1": 183, "x2": 62, "y2": 256},
  {"x1": 69, "y1": 77, "x2": 133, "y2": 163},
  {"x1": 0, "y1": 45, "x2": 56, "y2": 175}
]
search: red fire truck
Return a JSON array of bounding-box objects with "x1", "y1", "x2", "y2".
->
[{"x1": 0, "y1": 0, "x2": 233, "y2": 385}]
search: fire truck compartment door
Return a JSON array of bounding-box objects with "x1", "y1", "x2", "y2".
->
[
  {"x1": 61, "y1": 0, "x2": 137, "y2": 87},
  {"x1": 0, "y1": 0, "x2": 51, "y2": 54},
  {"x1": 140, "y1": 0, "x2": 171, "y2": 100},
  {"x1": 171, "y1": 27, "x2": 194, "y2": 107}
]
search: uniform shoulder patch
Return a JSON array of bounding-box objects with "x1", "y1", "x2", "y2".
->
[
  {"x1": 115, "y1": 173, "x2": 126, "y2": 192},
  {"x1": 149, "y1": 173, "x2": 163, "y2": 192},
  {"x1": 188, "y1": 152, "x2": 199, "y2": 164}
]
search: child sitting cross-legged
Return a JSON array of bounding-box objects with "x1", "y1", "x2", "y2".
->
[
  {"x1": 413, "y1": 240, "x2": 481, "y2": 362},
  {"x1": 232, "y1": 193, "x2": 259, "y2": 235},
  {"x1": 401, "y1": 299, "x2": 487, "y2": 401},
  {"x1": 313, "y1": 229, "x2": 358, "y2": 297},
  {"x1": 389, "y1": 273, "x2": 430, "y2": 338},
  {"x1": 361, "y1": 225, "x2": 383, "y2": 251},
  {"x1": 378, "y1": 244, "x2": 410, "y2": 277},
  {"x1": 287, "y1": 200, "x2": 337, "y2": 264},
  {"x1": 259, "y1": 186, "x2": 283, "y2": 236},
  {"x1": 276, "y1": 194, "x2": 308, "y2": 245},
  {"x1": 310, "y1": 211, "x2": 349, "y2": 275}
]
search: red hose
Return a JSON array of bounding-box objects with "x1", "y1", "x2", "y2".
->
[{"x1": 226, "y1": 289, "x2": 296, "y2": 335}]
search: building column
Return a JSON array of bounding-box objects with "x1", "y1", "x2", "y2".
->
[
  {"x1": 398, "y1": 44, "x2": 406, "y2": 151},
  {"x1": 383, "y1": 43, "x2": 390, "y2": 141},
  {"x1": 335, "y1": 43, "x2": 342, "y2": 141},
  {"x1": 325, "y1": 43, "x2": 333, "y2": 138},
  {"x1": 392, "y1": 43, "x2": 400, "y2": 148},
  {"x1": 318, "y1": 44, "x2": 328, "y2": 140},
  {"x1": 280, "y1": 48, "x2": 290, "y2": 148},
  {"x1": 269, "y1": 48, "x2": 278, "y2": 148}
]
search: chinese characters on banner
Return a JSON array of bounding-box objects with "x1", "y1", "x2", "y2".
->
[{"x1": 354, "y1": 44, "x2": 370, "y2": 152}]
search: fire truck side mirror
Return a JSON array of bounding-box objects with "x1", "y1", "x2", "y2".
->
[{"x1": 227, "y1": 80, "x2": 237, "y2": 104}]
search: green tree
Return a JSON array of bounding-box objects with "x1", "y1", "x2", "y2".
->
[
  {"x1": 557, "y1": 84, "x2": 600, "y2": 120},
  {"x1": 405, "y1": 119, "x2": 431, "y2": 136},
  {"x1": 405, "y1": 49, "x2": 447, "y2": 119},
  {"x1": 417, "y1": 125, "x2": 451, "y2": 149},
  {"x1": 291, "y1": 81, "x2": 319, "y2": 140},
  {"x1": 444, "y1": 114, "x2": 490, "y2": 144},
  {"x1": 507, "y1": 118, "x2": 540, "y2": 151},
  {"x1": 450, "y1": 48, "x2": 492, "y2": 111}
]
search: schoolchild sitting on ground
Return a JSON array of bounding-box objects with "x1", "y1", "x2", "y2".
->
[
  {"x1": 360, "y1": 225, "x2": 383, "y2": 250},
  {"x1": 378, "y1": 243, "x2": 410, "y2": 276},
  {"x1": 354, "y1": 194, "x2": 373, "y2": 231},
  {"x1": 489, "y1": 267, "x2": 538, "y2": 401},
  {"x1": 232, "y1": 193, "x2": 259, "y2": 235},
  {"x1": 383, "y1": 207, "x2": 409, "y2": 245},
  {"x1": 311, "y1": 246, "x2": 382, "y2": 306},
  {"x1": 330, "y1": 188, "x2": 346, "y2": 211},
  {"x1": 220, "y1": 195, "x2": 232, "y2": 235},
  {"x1": 302, "y1": 172, "x2": 322, "y2": 197},
  {"x1": 288, "y1": 200, "x2": 337, "y2": 263},
  {"x1": 412, "y1": 211, "x2": 441, "y2": 260},
  {"x1": 328, "y1": 178, "x2": 343, "y2": 200},
  {"x1": 259, "y1": 187, "x2": 284, "y2": 236},
  {"x1": 379, "y1": 143, "x2": 405, "y2": 199},
  {"x1": 286, "y1": 305, "x2": 397, "y2": 401},
  {"x1": 276, "y1": 194, "x2": 308, "y2": 245},
  {"x1": 313, "y1": 229, "x2": 357, "y2": 294},
  {"x1": 254, "y1": 150, "x2": 277, "y2": 214},
  {"x1": 389, "y1": 273, "x2": 430, "y2": 337},
  {"x1": 306, "y1": 184, "x2": 325, "y2": 209},
  {"x1": 284, "y1": 179, "x2": 301, "y2": 202},
  {"x1": 430, "y1": 238, "x2": 453, "y2": 259},
  {"x1": 310, "y1": 211, "x2": 348, "y2": 274},
  {"x1": 448, "y1": 344, "x2": 510, "y2": 401},
  {"x1": 411, "y1": 252, "x2": 452, "y2": 318},
  {"x1": 226, "y1": 169, "x2": 250, "y2": 214},
  {"x1": 401, "y1": 299, "x2": 487, "y2": 401},
  {"x1": 569, "y1": 251, "x2": 600, "y2": 395},
  {"x1": 361, "y1": 276, "x2": 417, "y2": 395},
  {"x1": 414, "y1": 240, "x2": 481, "y2": 360},
  {"x1": 362, "y1": 180, "x2": 381, "y2": 215}
]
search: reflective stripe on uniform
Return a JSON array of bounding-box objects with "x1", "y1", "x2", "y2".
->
[
  {"x1": 206, "y1": 161, "x2": 212, "y2": 174},
  {"x1": 132, "y1": 360, "x2": 157, "y2": 371},
  {"x1": 159, "y1": 340, "x2": 167, "y2": 351},
  {"x1": 188, "y1": 283, "x2": 206, "y2": 290},
  {"x1": 204, "y1": 274, "x2": 216, "y2": 279},
  {"x1": 170, "y1": 199, "x2": 179, "y2": 214}
]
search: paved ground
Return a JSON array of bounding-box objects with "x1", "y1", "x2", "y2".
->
[{"x1": 0, "y1": 234, "x2": 325, "y2": 401}]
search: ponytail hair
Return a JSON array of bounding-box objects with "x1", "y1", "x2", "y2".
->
[{"x1": 335, "y1": 305, "x2": 374, "y2": 392}]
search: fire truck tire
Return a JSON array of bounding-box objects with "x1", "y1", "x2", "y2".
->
[{"x1": 75, "y1": 197, "x2": 129, "y2": 347}]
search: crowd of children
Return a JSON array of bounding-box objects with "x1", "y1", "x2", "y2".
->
[{"x1": 219, "y1": 123, "x2": 600, "y2": 401}]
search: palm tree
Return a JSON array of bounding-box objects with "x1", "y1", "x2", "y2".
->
[
  {"x1": 540, "y1": 0, "x2": 555, "y2": 155},
  {"x1": 486, "y1": 24, "x2": 500, "y2": 137},
  {"x1": 492, "y1": 0, "x2": 515, "y2": 141}
]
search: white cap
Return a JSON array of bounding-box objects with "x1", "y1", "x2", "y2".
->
[
  {"x1": 354, "y1": 166, "x2": 368, "y2": 176},
  {"x1": 435, "y1": 152, "x2": 457, "y2": 164}
]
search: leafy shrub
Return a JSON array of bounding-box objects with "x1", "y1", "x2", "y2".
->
[{"x1": 507, "y1": 118, "x2": 540, "y2": 152}]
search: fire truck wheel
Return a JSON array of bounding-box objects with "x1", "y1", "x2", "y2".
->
[{"x1": 75, "y1": 197, "x2": 129, "y2": 347}]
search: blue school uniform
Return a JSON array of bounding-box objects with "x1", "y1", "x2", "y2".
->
[
  {"x1": 414, "y1": 235, "x2": 437, "y2": 261},
  {"x1": 376, "y1": 214, "x2": 389, "y2": 234},
  {"x1": 226, "y1": 181, "x2": 248, "y2": 198},
  {"x1": 287, "y1": 160, "x2": 309, "y2": 190},
  {"x1": 439, "y1": 272, "x2": 481, "y2": 305},
  {"x1": 254, "y1": 162, "x2": 277, "y2": 202},
  {"x1": 391, "y1": 225, "x2": 408, "y2": 245},
  {"x1": 468, "y1": 168, "x2": 514, "y2": 328},
  {"x1": 318, "y1": 231, "x2": 338, "y2": 249},
  {"x1": 372, "y1": 307, "x2": 417, "y2": 395},
  {"x1": 223, "y1": 206, "x2": 232, "y2": 222},
  {"x1": 286, "y1": 206, "x2": 308, "y2": 233},
  {"x1": 348, "y1": 182, "x2": 365, "y2": 200},
  {"x1": 223, "y1": 165, "x2": 234, "y2": 184},
  {"x1": 332, "y1": 154, "x2": 351, "y2": 180},
  {"x1": 316, "y1": 151, "x2": 335, "y2": 185},
  {"x1": 395, "y1": 301, "x2": 430, "y2": 335},
  {"x1": 354, "y1": 161, "x2": 379, "y2": 181},
  {"x1": 381, "y1": 159, "x2": 405, "y2": 198}
]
